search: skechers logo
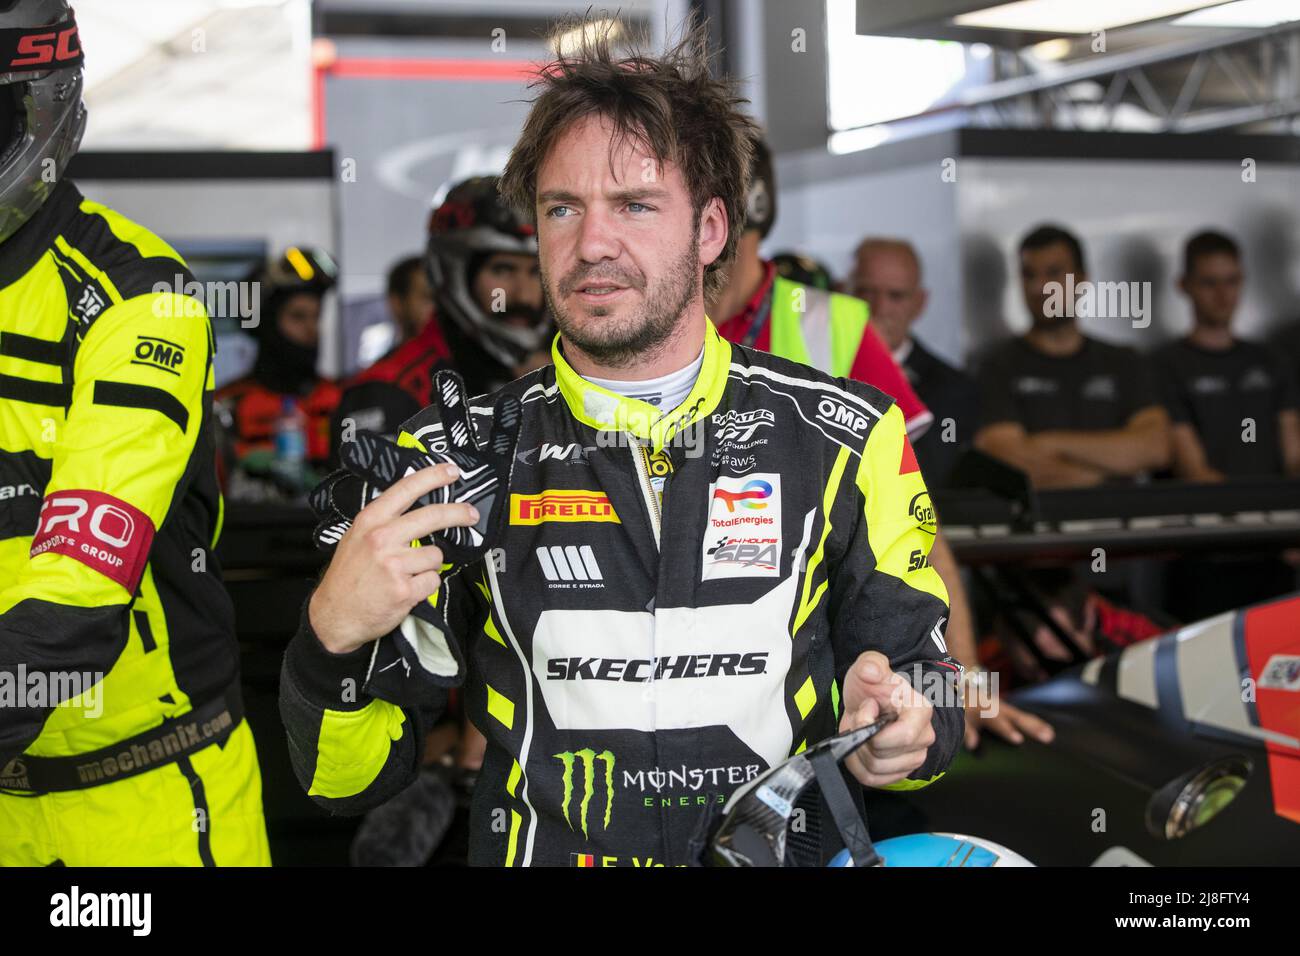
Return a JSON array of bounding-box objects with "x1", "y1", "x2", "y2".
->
[
  {"x1": 132, "y1": 336, "x2": 186, "y2": 375},
  {"x1": 546, "y1": 652, "x2": 769, "y2": 682},
  {"x1": 510, "y1": 490, "x2": 620, "y2": 525}
]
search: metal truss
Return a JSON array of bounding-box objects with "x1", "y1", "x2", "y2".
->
[{"x1": 956, "y1": 22, "x2": 1300, "y2": 134}]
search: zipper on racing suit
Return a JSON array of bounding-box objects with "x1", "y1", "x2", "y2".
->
[
  {"x1": 629, "y1": 438, "x2": 678, "y2": 863},
  {"x1": 629, "y1": 442, "x2": 662, "y2": 548}
]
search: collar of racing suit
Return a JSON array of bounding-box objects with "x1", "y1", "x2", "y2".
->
[
  {"x1": 0, "y1": 178, "x2": 82, "y2": 289},
  {"x1": 549, "y1": 317, "x2": 733, "y2": 454}
]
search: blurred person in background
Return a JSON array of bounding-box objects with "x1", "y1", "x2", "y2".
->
[
  {"x1": 332, "y1": 176, "x2": 552, "y2": 447},
  {"x1": 771, "y1": 250, "x2": 834, "y2": 292},
  {"x1": 974, "y1": 224, "x2": 1171, "y2": 489},
  {"x1": 215, "y1": 247, "x2": 341, "y2": 499},
  {"x1": 0, "y1": 0, "x2": 268, "y2": 864},
  {"x1": 1155, "y1": 230, "x2": 1300, "y2": 482},
  {"x1": 850, "y1": 237, "x2": 980, "y2": 489},
  {"x1": 982, "y1": 568, "x2": 1168, "y2": 690},
  {"x1": 1153, "y1": 230, "x2": 1300, "y2": 620},
  {"x1": 709, "y1": 132, "x2": 1047, "y2": 749},
  {"x1": 1272, "y1": 318, "x2": 1300, "y2": 389},
  {"x1": 387, "y1": 254, "x2": 435, "y2": 344}
]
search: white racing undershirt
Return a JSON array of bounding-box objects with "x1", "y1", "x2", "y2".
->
[{"x1": 584, "y1": 345, "x2": 705, "y2": 413}]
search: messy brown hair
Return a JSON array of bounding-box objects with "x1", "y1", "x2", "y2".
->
[{"x1": 498, "y1": 15, "x2": 759, "y2": 298}]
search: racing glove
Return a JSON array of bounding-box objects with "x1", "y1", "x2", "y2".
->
[{"x1": 308, "y1": 370, "x2": 522, "y2": 570}]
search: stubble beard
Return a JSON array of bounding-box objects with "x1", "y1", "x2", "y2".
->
[{"x1": 544, "y1": 236, "x2": 700, "y2": 370}]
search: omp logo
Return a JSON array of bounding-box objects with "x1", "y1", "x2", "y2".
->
[
  {"x1": 132, "y1": 336, "x2": 186, "y2": 375},
  {"x1": 555, "y1": 748, "x2": 615, "y2": 838},
  {"x1": 816, "y1": 396, "x2": 869, "y2": 433},
  {"x1": 510, "y1": 491, "x2": 620, "y2": 525},
  {"x1": 908, "y1": 491, "x2": 937, "y2": 535},
  {"x1": 537, "y1": 545, "x2": 603, "y2": 584},
  {"x1": 713, "y1": 479, "x2": 771, "y2": 512},
  {"x1": 706, "y1": 536, "x2": 779, "y2": 571},
  {"x1": 712, "y1": 408, "x2": 774, "y2": 444}
]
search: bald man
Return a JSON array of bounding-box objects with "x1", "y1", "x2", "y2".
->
[
  {"x1": 851, "y1": 238, "x2": 1051, "y2": 750},
  {"x1": 850, "y1": 238, "x2": 980, "y2": 487}
]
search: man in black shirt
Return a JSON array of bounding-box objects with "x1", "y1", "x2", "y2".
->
[
  {"x1": 974, "y1": 224, "x2": 1171, "y2": 488},
  {"x1": 1155, "y1": 231, "x2": 1300, "y2": 479},
  {"x1": 850, "y1": 237, "x2": 980, "y2": 487},
  {"x1": 1155, "y1": 231, "x2": 1299, "y2": 620}
]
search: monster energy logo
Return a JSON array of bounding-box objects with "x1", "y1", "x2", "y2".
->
[{"x1": 554, "y1": 749, "x2": 615, "y2": 838}]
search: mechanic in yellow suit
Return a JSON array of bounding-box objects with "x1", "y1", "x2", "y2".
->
[{"x1": 0, "y1": 0, "x2": 268, "y2": 865}]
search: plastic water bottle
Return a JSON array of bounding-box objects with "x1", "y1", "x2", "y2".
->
[{"x1": 272, "y1": 396, "x2": 308, "y2": 491}]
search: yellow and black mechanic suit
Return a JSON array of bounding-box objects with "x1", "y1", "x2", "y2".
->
[{"x1": 0, "y1": 180, "x2": 270, "y2": 865}]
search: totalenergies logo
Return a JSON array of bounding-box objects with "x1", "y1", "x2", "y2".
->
[{"x1": 713, "y1": 479, "x2": 772, "y2": 513}]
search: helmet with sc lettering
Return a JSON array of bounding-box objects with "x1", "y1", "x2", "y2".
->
[{"x1": 0, "y1": 0, "x2": 87, "y2": 243}]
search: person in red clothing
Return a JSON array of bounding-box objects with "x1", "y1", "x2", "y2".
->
[
  {"x1": 981, "y1": 567, "x2": 1169, "y2": 690},
  {"x1": 332, "y1": 176, "x2": 552, "y2": 449},
  {"x1": 215, "y1": 246, "x2": 341, "y2": 499}
]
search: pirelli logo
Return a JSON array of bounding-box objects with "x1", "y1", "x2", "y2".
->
[{"x1": 510, "y1": 490, "x2": 620, "y2": 525}]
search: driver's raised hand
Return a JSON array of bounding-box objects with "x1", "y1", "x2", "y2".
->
[{"x1": 309, "y1": 463, "x2": 479, "y2": 656}]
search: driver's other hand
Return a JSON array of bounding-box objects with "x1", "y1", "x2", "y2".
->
[
  {"x1": 964, "y1": 697, "x2": 1055, "y2": 750},
  {"x1": 308, "y1": 461, "x2": 478, "y2": 656}
]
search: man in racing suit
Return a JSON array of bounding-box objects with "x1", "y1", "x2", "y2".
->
[
  {"x1": 0, "y1": 0, "x2": 268, "y2": 865},
  {"x1": 279, "y1": 21, "x2": 961, "y2": 866}
]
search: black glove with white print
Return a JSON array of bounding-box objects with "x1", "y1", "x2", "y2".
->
[{"x1": 308, "y1": 370, "x2": 522, "y2": 571}]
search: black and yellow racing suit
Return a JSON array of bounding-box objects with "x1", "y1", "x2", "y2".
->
[
  {"x1": 0, "y1": 180, "x2": 268, "y2": 865},
  {"x1": 281, "y1": 321, "x2": 962, "y2": 866}
]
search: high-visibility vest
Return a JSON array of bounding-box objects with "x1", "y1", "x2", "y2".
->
[{"x1": 767, "y1": 274, "x2": 870, "y2": 378}]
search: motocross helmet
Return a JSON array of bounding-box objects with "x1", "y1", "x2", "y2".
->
[
  {"x1": 0, "y1": 0, "x2": 86, "y2": 243},
  {"x1": 425, "y1": 175, "x2": 545, "y2": 370}
]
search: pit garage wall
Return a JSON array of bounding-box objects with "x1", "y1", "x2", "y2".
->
[{"x1": 768, "y1": 129, "x2": 1300, "y2": 369}]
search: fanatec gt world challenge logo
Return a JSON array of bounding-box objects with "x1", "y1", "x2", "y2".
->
[{"x1": 710, "y1": 409, "x2": 773, "y2": 472}]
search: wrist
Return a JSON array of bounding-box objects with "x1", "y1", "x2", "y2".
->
[{"x1": 308, "y1": 588, "x2": 362, "y2": 655}]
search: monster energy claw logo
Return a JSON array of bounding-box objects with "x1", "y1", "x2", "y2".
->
[{"x1": 554, "y1": 749, "x2": 615, "y2": 838}]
